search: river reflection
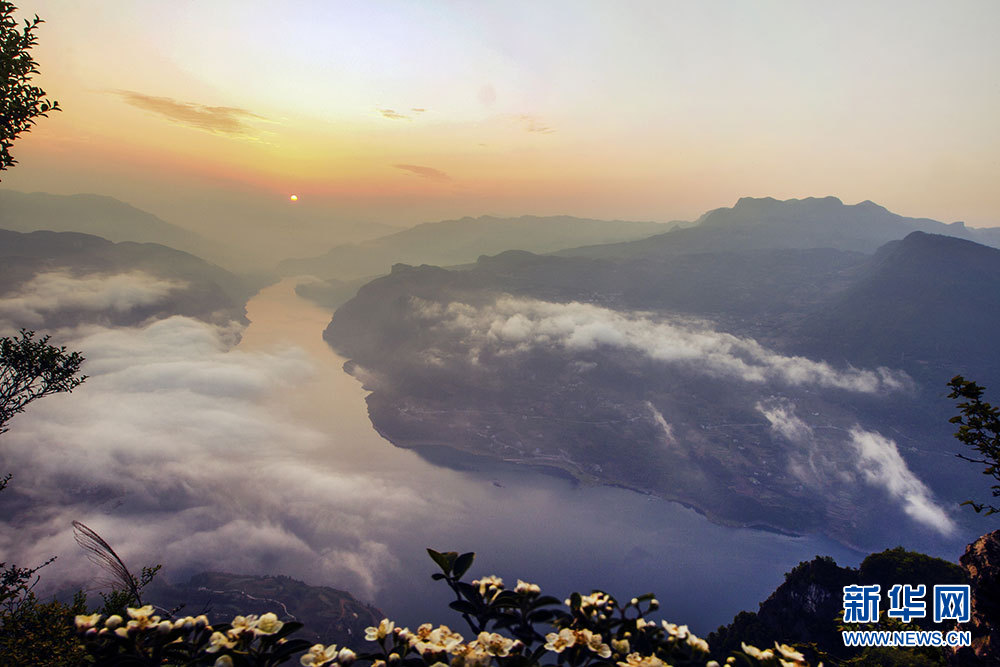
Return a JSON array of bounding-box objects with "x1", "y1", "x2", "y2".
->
[{"x1": 238, "y1": 279, "x2": 861, "y2": 633}]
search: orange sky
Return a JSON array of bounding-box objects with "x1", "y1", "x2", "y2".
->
[{"x1": 3, "y1": 0, "x2": 999, "y2": 259}]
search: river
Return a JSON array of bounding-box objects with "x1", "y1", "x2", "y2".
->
[{"x1": 237, "y1": 279, "x2": 861, "y2": 634}]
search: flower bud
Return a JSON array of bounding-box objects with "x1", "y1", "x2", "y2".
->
[{"x1": 105, "y1": 615, "x2": 123, "y2": 630}]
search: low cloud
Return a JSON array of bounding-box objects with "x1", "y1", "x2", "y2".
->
[
  {"x1": 517, "y1": 115, "x2": 555, "y2": 134},
  {"x1": 115, "y1": 91, "x2": 267, "y2": 136},
  {"x1": 756, "y1": 398, "x2": 954, "y2": 536},
  {"x1": 644, "y1": 401, "x2": 677, "y2": 447},
  {"x1": 757, "y1": 399, "x2": 814, "y2": 444},
  {"x1": 849, "y1": 427, "x2": 956, "y2": 536},
  {"x1": 0, "y1": 299, "x2": 474, "y2": 600},
  {"x1": 0, "y1": 272, "x2": 184, "y2": 328},
  {"x1": 377, "y1": 107, "x2": 425, "y2": 120},
  {"x1": 394, "y1": 164, "x2": 451, "y2": 181},
  {"x1": 421, "y1": 297, "x2": 910, "y2": 394}
]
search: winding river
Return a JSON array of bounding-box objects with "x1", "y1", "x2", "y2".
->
[{"x1": 237, "y1": 279, "x2": 861, "y2": 633}]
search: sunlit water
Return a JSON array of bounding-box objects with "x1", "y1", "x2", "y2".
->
[{"x1": 238, "y1": 279, "x2": 862, "y2": 634}]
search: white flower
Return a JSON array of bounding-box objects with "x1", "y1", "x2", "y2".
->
[
  {"x1": 365, "y1": 618, "x2": 395, "y2": 641},
  {"x1": 774, "y1": 642, "x2": 806, "y2": 663},
  {"x1": 471, "y1": 575, "x2": 504, "y2": 601},
  {"x1": 578, "y1": 629, "x2": 611, "y2": 658},
  {"x1": 127, "y1": 605, "x2": 155, "y2": 620},
  {"x1": 75, "y1": 613, "x2": 101, "y2": 631},
  {"x1": 662, "y1": 621, "x2": 689, "y2": 639},
  {"x1": 515, "y1": 579, "x2": 541, "y2": 595},
  {"x1": 617, "y1": 652, "x2": 666, "y2": 667},
  {"x1": 741, "y1": 642, "x2": 775, "y2": 660},
  {"x1": 412, "y1": 625, "x2": 464, "y2": 655},
  {"x1": 255, "y1": 612, "x2": 284, "y2": 636},
  {"x1": 544, "y1": 628, "x2": 576, "y2": 653},
  {"x1": 206, "y1": 631, "x2": 238, "y2": 654},
  {"x1": 686, "y1": 633, "x2": 709, "y2": 653},
  {"x1": 121, "y1": 605, "x2": 160, "y2": 632},
  {"x1": 451, "y1": 643, "x2": 492, "y2": 667},
  {"x1": 300, "y1": 643, "x2": 339, "y2": 666},
  {"x1": 474, "y1": 631, "x2": 516, "y2": 657},
  {"x1": 230, "y1": 614, "x2": 257, "y2": 635},
  {"x1": 214, "y1": 657, "x2": 235, "y2": 667},
  {"x1": 337, "y1": 647, "x2": 357, "y2": 665},
  {"x1": 579, "y1": 591, "x2": 613, "y2": 612},
  {"x1": 104, "y1": 614, "x2": 123, "y2": 629}
]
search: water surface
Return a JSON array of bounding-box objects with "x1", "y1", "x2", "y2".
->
[{"x1": 238, "y1": 279, "x2": 862, "y2": 633}]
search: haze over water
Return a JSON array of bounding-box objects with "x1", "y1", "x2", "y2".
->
[{"x1": 237, "y1": 279, "x2": 861, "y2": 633}]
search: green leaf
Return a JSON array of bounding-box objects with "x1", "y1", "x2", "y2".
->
[
  {"x1": 427, "y1": 548, "x2": 451, "y2": 574},
  {"x1": 533, "y1": 595, "x2": 562, "y2": 608},
  {"x1": 449, "y1": 600, "x2": 478, "y2": 615},
  {"x1": 489, "y1": 590, "x2": 521, "y2": 607},
  {"x1": 273, "y1": 620, "x2": 304, "y2": 640},
  {"x1": 453, "y1": 552, "x2": 475, "y2": 579},
  {"x1": 272, "y1": 638, "x2": 314, "y2": 660}
]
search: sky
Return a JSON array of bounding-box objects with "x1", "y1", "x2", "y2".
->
[{"x1": 3, "y1": 0, "x2": 1000, "y2": 252}]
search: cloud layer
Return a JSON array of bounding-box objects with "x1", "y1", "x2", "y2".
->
[
  {"x1": 420, "y1": 297, "x2": 911, "y2": 394},
  {"x1": 0, "y1": 307, "x2": 473, "y2": 601},
  {"x1": 395, "y1": 164, "x2": 451, "y2": 181},
  {"x1": 0, "y1": 272, "x2": 184, "y2": 328},
  {"x1": 849, "y1": 427, "x2": 955, "y2": 536},
  {"x1": 756, "y1": 398, "x2": 954, "y2": 536},
  {"x1": 115, "y1": 91, "x2": 266, "y2": 136},
  {"x1": 410, "y1": 296, "x2": 951, "y2": 535}
]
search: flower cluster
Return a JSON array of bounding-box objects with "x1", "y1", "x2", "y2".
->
[
  {"x1": 75, "y1": 606, "x2": 312, "y2": 666},
  {"x1": 300, "y1": 643, "x2": 357, "y2": 666},
  {"x1": 70, "y1": 550, "x2": 819, "y2": 667},
  {"x1": 471, "y1": 575, "x2": 505, "y2": 603}
]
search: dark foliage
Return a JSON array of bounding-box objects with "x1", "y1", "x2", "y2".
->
[
  {"x1": 948, "y1": 376, "x2": 1000, "y2": 515},
  {"x1": 1, "y1": 0, "x2": 60, "y2": 173}
]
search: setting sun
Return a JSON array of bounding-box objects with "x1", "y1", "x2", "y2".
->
[{"x1": 289, "y1": 194, "x2": 298, "y2": 202}]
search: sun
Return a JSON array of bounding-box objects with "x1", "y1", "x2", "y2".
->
[{"x1": 289, "y1": 194, "x2": 298, "y2": 202}]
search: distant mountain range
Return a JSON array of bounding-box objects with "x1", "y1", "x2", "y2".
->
[
  {"x1": 0, "y1": 228, "x2": 256, "y2": 329},
  {"x1": 325, "y1": 197, "x2": 1000, "y2": 549},
  {"x1": 557, "y1": 196, "x2": 1000, "y2": 258},
  {"x1": 0, "y1": 190, "x2": 219, "y2": 258},
  {"x1": 278, "y1": 215, "x2": 681, "y2": 281}
]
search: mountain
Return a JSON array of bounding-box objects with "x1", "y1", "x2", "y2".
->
[
  {"x1": 277, "y1": 215, "x2": 678, "y2": 280},
  {"x1": 796, "y1": 232, "x2": 1000, "y2": 383},
  {"x1": 708, "y1": 546, "x2": 967, "y2": 664},
  {"x1": 557, "y1": 196, "x2": 1000, "y2": 259},
  {"x1": 324, "y1": 214, "x2": 1000, "y2": 548},
  {"x1": 0, "y1": 190, "x2": 218, "y2": 258},
  {"x1": 0, "y1": 229, "x2": 255, "y2": 328},
  {"x1": 146, "y1": 572, "x2": 383, "y2": 646}
]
